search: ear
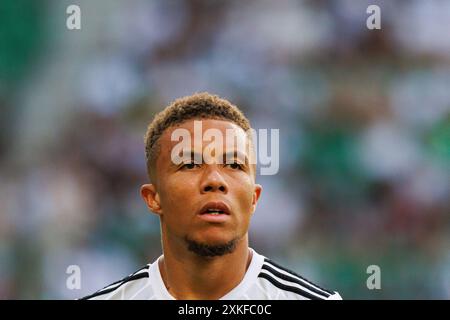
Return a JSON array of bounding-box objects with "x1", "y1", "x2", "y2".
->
[
  {"x1": 140, "y1": 184, "x2": 162, "y2": 216},
  {"x1": 251, "y1": 184, "x2": 262, "y2": 214}
]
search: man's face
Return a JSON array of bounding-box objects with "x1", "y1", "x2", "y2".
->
[{"x1": 141, "y1": 119, "x2": 262, "y2": 253}]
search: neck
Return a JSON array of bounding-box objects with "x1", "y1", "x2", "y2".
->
[{"x1": 159, "y1": 234, "x2": 252, "y2": 300}]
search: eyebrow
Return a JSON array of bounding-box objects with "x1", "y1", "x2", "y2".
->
[
  {"x1": 223, "y1": 150, "x2": 249, "y2": 165},
  {"x1": 170, "y1": 150, "x2": 203, "y2": 167}
]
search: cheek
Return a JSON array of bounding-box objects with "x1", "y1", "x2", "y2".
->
[
  {"x1": 160, "y1": 176, "x2": 198, "y2": 210},
  {"x1": 233, "y1": 179, "x2": 256, "y2": 212}
]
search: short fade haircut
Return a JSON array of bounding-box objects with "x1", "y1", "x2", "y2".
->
[{"x1": 144, "y1": 92, "x2": 252, "y2": 182}]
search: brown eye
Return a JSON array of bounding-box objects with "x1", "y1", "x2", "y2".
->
[
  {"x1": 181, "y1": 162, "x2": 198, "y2": 170},
  {"x1": 227, "y1": 162, "x2": 243, "y2": 170}
]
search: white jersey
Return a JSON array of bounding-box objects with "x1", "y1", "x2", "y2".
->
[{"x1": 81, "y1": 248, "x2": 342, "y2": 300}]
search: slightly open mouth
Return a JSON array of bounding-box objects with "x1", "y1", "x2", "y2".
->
[
  {"x1": 198, "y1": 202, "x2": 231, "y2": 217},
  {"x1": 202, "y1": 209, "x2": 226, "y2": 215}
]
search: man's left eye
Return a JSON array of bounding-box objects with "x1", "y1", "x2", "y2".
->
[{"x1": 226, "y1": 163, "x2": 243, "y2": 170}]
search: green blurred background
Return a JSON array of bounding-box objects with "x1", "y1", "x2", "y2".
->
[{"x1": 0, "y1": 0, "x2": 449, "y2": 299}]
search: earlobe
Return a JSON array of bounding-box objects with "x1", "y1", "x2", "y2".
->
[{"x1": 140, "y1": 184, "x2": 162, "y2": 215}]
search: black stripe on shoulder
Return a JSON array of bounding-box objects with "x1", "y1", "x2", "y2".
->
[
  {"x1": 80, "y1": 270, "x2": 149, "y2": 300},
  {"x1": 264, "y1": 258, "x2": 334, "y2": 295},
  {"x1": 258, "y1": 272, "x2": 324, "y2": 300},
  {"x1": 95, "y1": 265, "x2": 150, "y2": 291},
  {"x1": 261, "y1": 264, "x2": 330, "y2": 298}
]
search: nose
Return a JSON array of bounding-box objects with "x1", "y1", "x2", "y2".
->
[{"x1": 200, "y1": 166, "x2": 228, "y2": 194}]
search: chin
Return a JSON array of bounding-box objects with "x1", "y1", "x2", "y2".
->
[
  {"x1": 195, "y1": 235, "x2": 233, "y2": 246},
  {"x1": 185, "y1": 234, "x2": 241, "y2": 257}
]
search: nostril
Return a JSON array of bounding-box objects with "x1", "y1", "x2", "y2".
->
[
  {"x1": 204, "y1": 186, "x2": 212, "y2": 192},
  {"x1": 219, "y1": 186, "x2": 226, "y2": 192}
]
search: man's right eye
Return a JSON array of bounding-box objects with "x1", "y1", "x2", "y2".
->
[{"x1": 181, "y1": 163, "x2": 198, "y2": 170}]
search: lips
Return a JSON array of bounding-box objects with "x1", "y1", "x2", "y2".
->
[{"x1": 198, "y1": 201, "x2": 231, "y2": 216}]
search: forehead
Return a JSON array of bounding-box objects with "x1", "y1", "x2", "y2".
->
[{"x1": 159, "y1": 118, "x2": 249, "y2": 151}]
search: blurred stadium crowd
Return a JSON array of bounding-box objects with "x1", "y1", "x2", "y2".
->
[{"x1": 0, "y1": 0, "x2": 449, "y2": 299}]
